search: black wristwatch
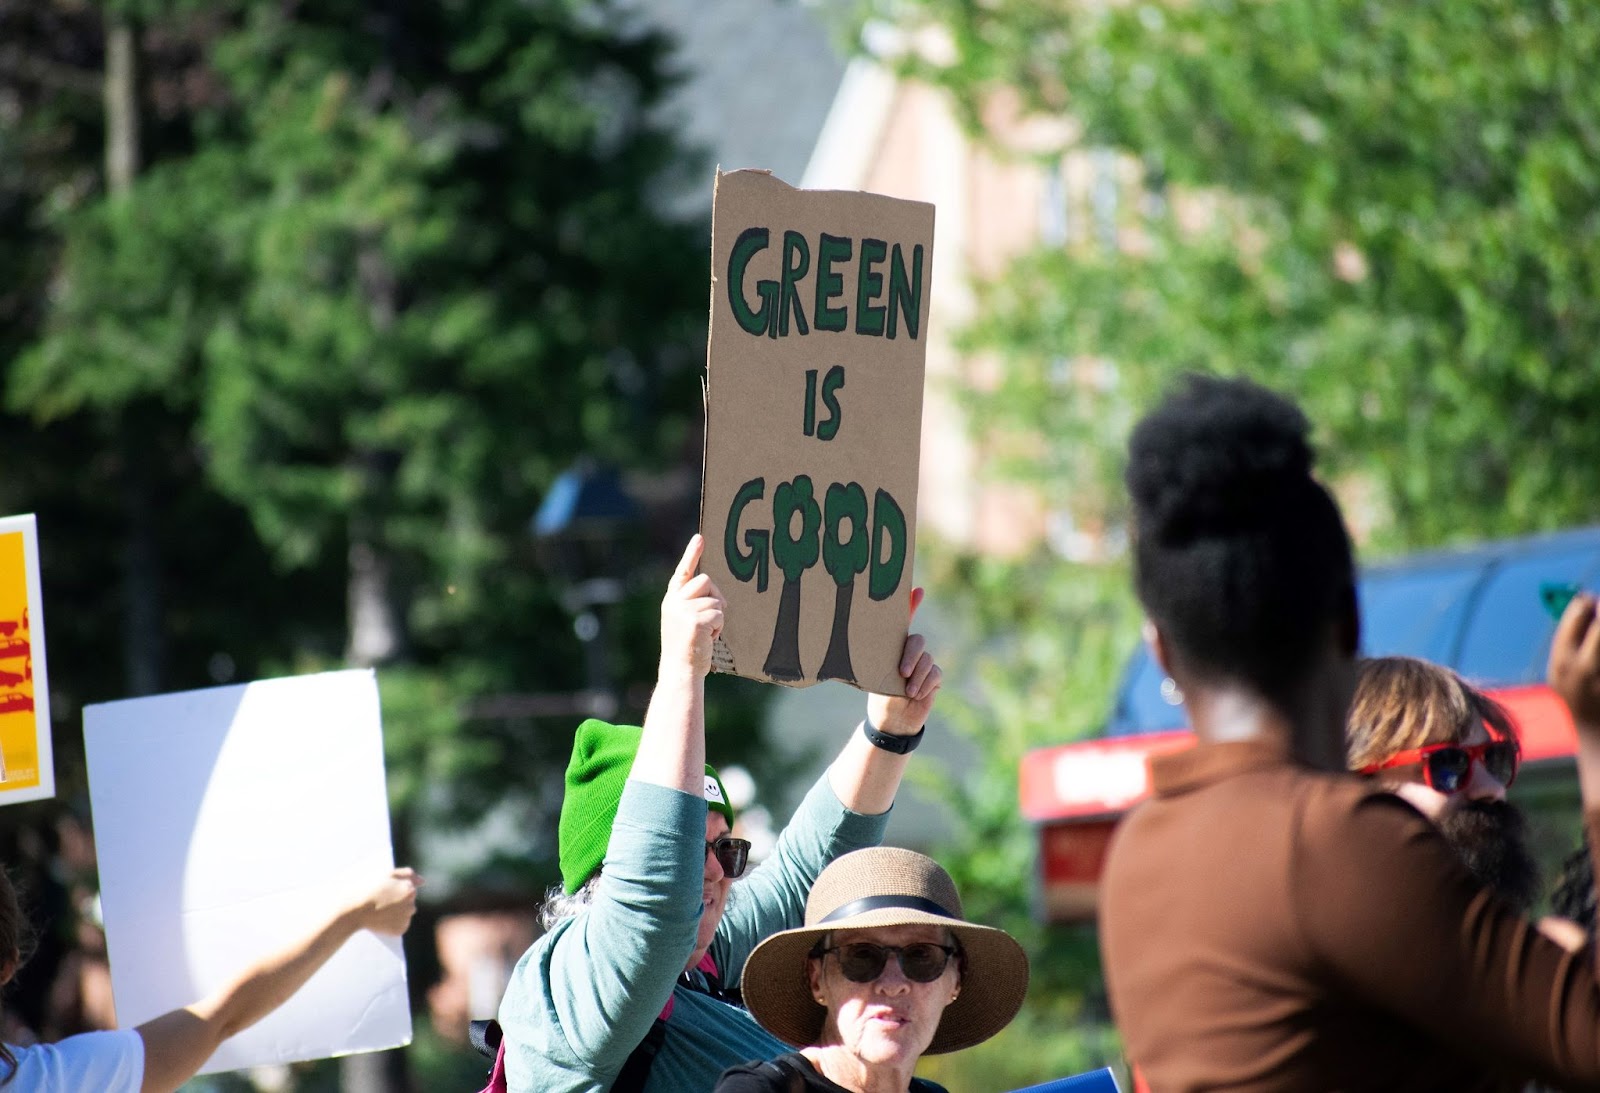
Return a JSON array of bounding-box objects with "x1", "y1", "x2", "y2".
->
[{"x1": 861, "y1": 720, "x2": 924, "y2": 754}]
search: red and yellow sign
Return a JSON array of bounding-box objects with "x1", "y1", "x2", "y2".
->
[{"x1": 0, "y1": 515, "x2": 53, "y2": 803}]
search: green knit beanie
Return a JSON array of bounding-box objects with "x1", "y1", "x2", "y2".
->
[{"x1": 558, "y1": 719, "x2": 737, "y2": 894}]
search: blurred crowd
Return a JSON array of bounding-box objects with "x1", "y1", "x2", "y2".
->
[{"x1": 10, "y1": 377, "x2": 1600, "y2": 1093}]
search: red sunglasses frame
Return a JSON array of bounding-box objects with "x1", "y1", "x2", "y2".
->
[{"x1": 1358, "y1": 737, "x2": 1521, "y2": 793}]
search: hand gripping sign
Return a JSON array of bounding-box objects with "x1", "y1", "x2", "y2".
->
[
  {"x1": 84, "y1": 670, "x2": 409, "y2": 1075},
  {"x1": 700, "y1": 170, "x2": 934, "y2": 691}
]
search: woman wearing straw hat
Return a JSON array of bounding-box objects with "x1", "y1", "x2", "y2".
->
[
  {"x1": 714, "y1": 846, "x2": 1028, "y2": 1093},
  {"x1": 494, "y1": 538, "x2": 945, "y2": 1093}
]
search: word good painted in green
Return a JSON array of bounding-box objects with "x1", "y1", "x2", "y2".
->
[{"x1": 723, "y1": 475, "x2": 908, "y2": 682}]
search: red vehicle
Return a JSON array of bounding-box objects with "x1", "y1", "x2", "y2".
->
[{"x1": 1020, "y1": 524, "x2": 1600, "y2": 922}]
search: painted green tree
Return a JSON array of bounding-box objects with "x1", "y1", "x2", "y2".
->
[
  {"x1": 818, "y1": 480, "x2": 870, "y2": 683},
  {"x1": 764, "y1": 476, "x2": 822, "y2": 681}
]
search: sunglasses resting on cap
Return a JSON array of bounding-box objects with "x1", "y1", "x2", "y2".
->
[{"x1": 1359, "y1": 738, "x2": 1520, "y2": 795}]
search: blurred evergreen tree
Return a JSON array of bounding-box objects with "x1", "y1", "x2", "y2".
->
[
  {"x1": 3, "y1": 0, "x2": 728, "y2": 909},
  {"x1": 5, "y1": 1, "x2": 732, "y2": 1085}
]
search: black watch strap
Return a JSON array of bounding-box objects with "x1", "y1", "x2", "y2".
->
[{"x1": 861, "y1": 720, "x2": 924, "y2": 754}]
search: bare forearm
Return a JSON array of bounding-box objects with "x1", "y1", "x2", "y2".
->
[
  {"x1": 1546, "y1": 593, "x2": 1600, "y2": 972},
  {"x1": 830, "y1": 623, "x2": 941, "y2": 815},
  {"x1": 1581, "y1": 749, "x2": 1600, "y2": 962},
  {"x1": 826, "y1": 720, "x2": 911, "y2": 816},
  {"x1": 631, "y1": 667, "x2": 707, "y2": 795},
  {"x1": 133, "y1": 868, "x2": 418, "y2": 1093},
  {"x1": 205, "y1": 907, "x2": 361, "y2": 1037},
  {"x1": 629, "y1": 536, "x2": 721, "y2": 798},
  {"x1": 136, "y1": 907, "x2": 361, "y2": 1093}
]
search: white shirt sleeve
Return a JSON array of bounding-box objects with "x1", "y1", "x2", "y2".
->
[{"x1": 2, "y1": 1028, "x2": 145, "y2": 1091}]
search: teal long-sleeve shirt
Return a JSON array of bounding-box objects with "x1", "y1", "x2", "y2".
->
[{"x1": 499, "y1": 774, "x2": 890, "y2": 1093}]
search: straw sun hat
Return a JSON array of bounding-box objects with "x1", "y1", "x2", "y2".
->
[{"x1": 740, "y1": 846, "x2": 1029, "y2": 1055}]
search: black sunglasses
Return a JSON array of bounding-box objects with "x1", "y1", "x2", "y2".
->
[
  {"x1": 814, "y1": 941, "x2": 959, "y2": 984},
  {"x1": 705, "y1": 836, "x2": 751, "y2": 879}
]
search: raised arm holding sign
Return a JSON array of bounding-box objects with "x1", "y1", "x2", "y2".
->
[
  {"x1": 494, "y1": 170, "x2": 942, "y2": 1093},
  {"x1": 494, "y1": 534, "x2": 942, "y2": 1093}
]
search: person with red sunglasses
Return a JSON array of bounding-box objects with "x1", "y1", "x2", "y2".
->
[
  {"x1": 1346, "y1": 656, "x2": 1540, "y2": 913},
  {"x1": 1098, "y1": 375, "x2": 1600, "y2": 1091}
]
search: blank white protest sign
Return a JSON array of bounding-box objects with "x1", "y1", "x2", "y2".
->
[{"x1": 83, "y1": 669, "x2": 410, "y2": 1075}]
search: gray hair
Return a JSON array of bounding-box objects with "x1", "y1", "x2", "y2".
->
[
  {"x1": 537, "y1": 871, "x2": 749, "y2": 934},
  {"x1": 538, "y1": 874, "x2": 600, "y2": 932}
]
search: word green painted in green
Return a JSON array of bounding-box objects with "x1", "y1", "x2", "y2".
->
[{"x1": 727, "y1": 227, "x2": 924, "y2": 342}]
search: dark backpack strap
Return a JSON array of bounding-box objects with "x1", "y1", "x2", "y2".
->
[
  {"x1": 609, "y1": 1016, "x2": 669, "y2": 1093},
  {"x1": 476, "y1": 1037, "x2": 509, "y2": 1093},
  {"x1": 607, "y1": 961, "x2": 742, "y2": 1093},
  {"x1": 468, "y1": 1018, "x2": 502, "y2": 1060},
  {"x1": 679, "y1": 962, "x2": 743, "y2": 1006}
]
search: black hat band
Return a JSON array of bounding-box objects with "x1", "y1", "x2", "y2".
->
[{"x1": 819, "y1": 894, "x2": 957, "y2": 924}]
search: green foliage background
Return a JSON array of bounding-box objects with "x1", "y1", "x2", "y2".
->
[
  {"x1": 867, "y1": 0, "x2": 1600, "y2": 552},
  {"x1": 914, "y1": 547, "x2": 1135, "y2": 1089},
  {"x1": 0, "y1": 0, "x2": 775, "y2": 1075},
  {"x1": 0, "y1": 0, "x2": 759, "y2": 874},
  {"x1": 855, "y1": 0, "x2": 1600, "y2": 1085}
]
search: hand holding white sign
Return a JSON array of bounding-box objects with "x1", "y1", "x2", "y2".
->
[
  {"x1": 85, "y1": 670, "x2": 412, "y2": 1077},
  {"x1": 135, "y1": 868, "x2": 422, "y2": 1093}
]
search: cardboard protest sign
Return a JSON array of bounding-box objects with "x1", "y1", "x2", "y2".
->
[
  {"x1": 700, "y1": 169, "x2": 934, "y2": 692},
  {"x1": 0, "y1": 514, "x2": 53, "y2": 804},
  {"x1": 84, "y1": 669, "x2": 408, "y2": 1074}
]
